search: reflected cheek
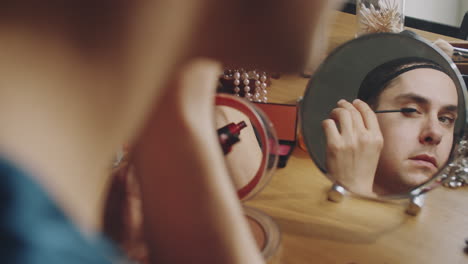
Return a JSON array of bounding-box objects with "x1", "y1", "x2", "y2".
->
[
  {"x1": 379, "y1": 118, "x2": 419, "y2": 144},
  {"x1": 439, "y1": 135, "x2": 454, "y2": 162},
  {"x1": 378, "y1": 121, "x2": 417, "y2": 161}
]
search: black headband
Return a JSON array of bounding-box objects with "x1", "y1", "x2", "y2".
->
[{"x1": 358, "y1": 57, "x2": 449, "y2": 105}]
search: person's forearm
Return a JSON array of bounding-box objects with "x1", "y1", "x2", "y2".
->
[
  {"x1": 132, "y1": 59, "x2": 264, "y2": 264},
  {"x1": 134, "y1": 123, "x2": 264, "y2": 264}
]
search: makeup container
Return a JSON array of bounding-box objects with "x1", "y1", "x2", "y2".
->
[
  {"x1": 215, "y1": 94, "x2": 281, "y2": 263},
  {"x1": 253, "y1": 102, "x2": 298, "y2": 168}
]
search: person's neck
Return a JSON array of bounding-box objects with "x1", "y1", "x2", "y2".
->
[{"x1": 0, "y1": 26, "x2": 125, "y2": 234}]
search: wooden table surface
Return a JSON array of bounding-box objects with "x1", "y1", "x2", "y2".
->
[{"x1": 246, "y1": 11, "x2": 468, "y2": 264}]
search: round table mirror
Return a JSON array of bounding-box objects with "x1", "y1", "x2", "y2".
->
[
  {"x1": 214, "y1": 94, "x2": 281, "y2": 261},
  {"x1": 300, "y1": 33, "x2": 467, "y2": 198}
]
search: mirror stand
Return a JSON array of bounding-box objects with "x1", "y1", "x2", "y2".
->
[
  {"x1": 327, "y1": 183, "x2": 347, "y2": 203},
  {"x1": 302, "y1": 33, "x2": 467, "y2": 209},
  {"x1": 406, "y1": 194, "x2": 426, "y2": 216},
  {"x1": 327, "y1": 183, "x2": 425, "y2": 216}
]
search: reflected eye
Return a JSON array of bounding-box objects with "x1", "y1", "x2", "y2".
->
[
  {"x1": 402, "y1": 107, "x2": 421, "y2": 116},
  {"x1": 438, "y1": 116, "x2": 455, "y2": 125}
]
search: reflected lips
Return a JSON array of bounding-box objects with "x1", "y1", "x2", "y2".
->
[{"x1": 409, "y1": 154, "x2": 438, "y2": 169}]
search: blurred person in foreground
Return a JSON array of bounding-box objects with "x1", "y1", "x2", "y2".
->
[{"x1": 0, "y1": 1, "x2": 344, "y2": 263}]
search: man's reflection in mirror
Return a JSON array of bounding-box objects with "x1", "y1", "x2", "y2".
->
[{"x1": 323, "y1": 57, "x2": 458, "y2": 195}]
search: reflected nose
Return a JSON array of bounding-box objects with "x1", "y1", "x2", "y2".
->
[{"x1": 419, "y1": 116, "x2": 443, "y2": 145}]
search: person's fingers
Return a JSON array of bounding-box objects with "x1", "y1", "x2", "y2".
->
[
  {"x1": 329, "y1": 107, "x2": 353, "y2": 135},
  {"x1": 433, "y1": 38, "x2": 454, "y2": 57},
  {"x1": 337, "y1": 99, "x2": 365, "y2": 131},
  {"x1": 352, "y1": 99, "x2": 380, "y2": 131},
  {"x1": 322, "y1": 119, "x2": 341, "y2": 144}
]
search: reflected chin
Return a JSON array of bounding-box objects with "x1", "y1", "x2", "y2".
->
[
  {"x1": 407, "y1": 159, "x2": 438, "y2": 171},
  {"x1": 375, "y1": 165, "x2": 435, "y2": 195},
  {"x1": 400, "y1": 170, "x2": 434, "y2": 188}
]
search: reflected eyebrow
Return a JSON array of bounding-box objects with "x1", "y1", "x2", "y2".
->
[
  {"x1": 442, "y1": 105, "x2": 458, "y2": 114},
  {"x1": 394, "y1": 93, "x2": 458, "y2": 114},
  {"x1": 394, "y1": 93, "x2": 428, "y2": 105}
]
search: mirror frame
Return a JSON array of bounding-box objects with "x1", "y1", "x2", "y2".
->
[
  {"x1": 300, "y1": 32, "x2": 468, "y2": 199},
  {"x1": 215, "y1": 94, "x2": 279, "y2": 201}
]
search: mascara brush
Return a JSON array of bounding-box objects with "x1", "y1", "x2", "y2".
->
[{"x1": 374, "y1": 108, "x2": 417, "y2": 114}]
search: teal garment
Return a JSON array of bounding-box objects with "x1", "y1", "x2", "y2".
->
[{"x1": 0, "y1": 158, "x2": 130, "y2": 264}]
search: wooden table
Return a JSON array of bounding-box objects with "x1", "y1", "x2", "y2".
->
[{"x1": 246, "y1": 11, "x2": 468, "y2": 264}]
